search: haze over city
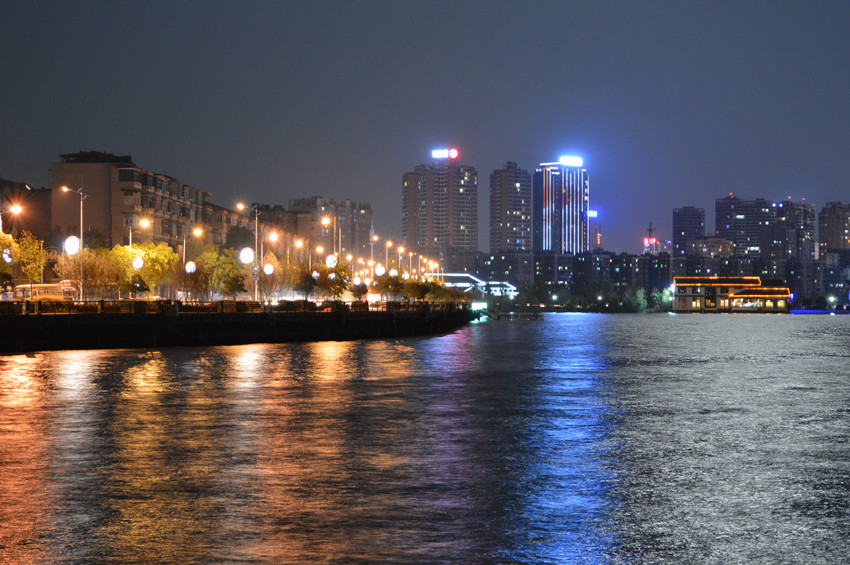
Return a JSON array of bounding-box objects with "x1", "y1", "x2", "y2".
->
[{"x1": 3, "y1": 1, "x2": 849, "y2": 253}]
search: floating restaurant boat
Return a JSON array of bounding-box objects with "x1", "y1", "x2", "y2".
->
[{"x1": 672, "y1": 276, "x2": 791, "y2": 313}]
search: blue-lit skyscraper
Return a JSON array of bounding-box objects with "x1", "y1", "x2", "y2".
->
[{"x1": 532, "y1": 157, "x2": 590, "y2": 254}]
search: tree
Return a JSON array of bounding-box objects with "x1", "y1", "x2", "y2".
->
[
  {"x1": 184, "y1": 250, "x2": 218, "y2": 301},
  {"x1": 258, "y1": 251, "x2": 286, "y2": 300},
  {"x1": 350, "y1": 282, "x2": 368, "y2": 301},
  {"x1": 112, "y1": 242, "x2": 178, "y2": 297},
  {"x1": 15, "y1": 231, "x2": 47, "y2": 288},
  {"x1": 403, "y1": 280, "x2": 432, "y2": 301},
  {"x1": 216, "y1": 248, "x2": 247, "y2": 299},
  {"x1": 316, "y1": 261, "x2": 351, "y2": 299},
  {"x1": 622, "y1": 287, "x2": 648, "y2": 312},
  {"x1": 293, "y1": 265, "x2": 318, "y2": 299},
  {"x1": 0, "y1": 232, "x2": 17, "y2": 289}
]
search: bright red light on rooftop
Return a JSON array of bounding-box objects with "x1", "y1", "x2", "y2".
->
[{"x1": 448, "y1": 148, "x2": 459, "y2": 159}]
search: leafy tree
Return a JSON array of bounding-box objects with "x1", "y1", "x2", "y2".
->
[
  {"x1": 350, "y1": 282, "x2": 368, "y2": 301},
  {"x1": 216, "y1": 248, "x2": 247, "y2": 299},
  {"x1": 124, "y1": 274, "x2": 149, "y2": 297},
  {"x1": 293, "y1": 265, "x2": 318, "y2": 299},
  {"x1": 622, "y1": 287, "x2": 648, "y2": 312},
  {"x1": 317, "y1": 261, "x2": 351, "y2": 299},
  {"x1": 0, "y1": 232, "x2": 17, "y2": 285},
  {"x1": 112, "y1": 242, "x2": 178, "y2": 297},
  {"x1": 258, "y1": 251, "x2": 286, "y2": 300},
  {"x1": 184, "y1": 250, "x2": 219, "y2": 301},
  {"x1": 87, "y1": 249, "x2": 124, "y2": 299},
  {"x1": 15, "y1": 231, "x2": 47, "y2": 288},
  {"x1": 403, "y1": 280, "x2": 432, "y2": 301}
]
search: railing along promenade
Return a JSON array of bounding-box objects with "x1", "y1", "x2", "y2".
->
[{"x1": 0, "y1": 299, "x2": 476, "y2": 353}]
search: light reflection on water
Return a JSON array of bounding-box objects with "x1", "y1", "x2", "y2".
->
[{"x1": 0, "y1": 314, "x2": 848, "y2": 563}]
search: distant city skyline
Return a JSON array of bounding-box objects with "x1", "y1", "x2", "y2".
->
[{"x1": 3, "y1": 3, "x2": 849, "y2": 253}]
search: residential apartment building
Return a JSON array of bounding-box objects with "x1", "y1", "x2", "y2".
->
[
  {"x1": 402, "y1": 149, "x2": 478, "y2": 258},
  {"x1": 489, "y1": 161, "x2": 531, "y2": 253}
]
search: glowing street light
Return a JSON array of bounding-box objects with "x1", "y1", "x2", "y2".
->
[
  {"x1": 237, "y1": 201, "x2": 262, "y2": 300},
  {"x1": 239, "y1": 247, "x2": 255, "y2": 264},
  {"x1": 183, "y1": 227, "x2": 203, "y2": 262},
  {"x1": 64, "y1": 235, "x2": 81, "y2": 255},
  {"x1": 62, "y1": 183, "x2": 87, "y2": 300},
  {"x1": 0, "y1": 202, "x2": 22, "y2": 234},
  {"x1": 128, "y1": 217, "x2": 150, "y2": 248}
]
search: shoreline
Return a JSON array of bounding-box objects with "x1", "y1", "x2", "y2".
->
[{"x1": 0, "y1": 300, "x2": 477, "y2": 354}]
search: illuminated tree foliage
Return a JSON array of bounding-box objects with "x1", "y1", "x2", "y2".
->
[{"x1": 15, "y1": 231, "x2": 47, "y2": 287}]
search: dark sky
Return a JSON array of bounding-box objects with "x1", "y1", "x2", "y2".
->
[{"x1": 3, "y1": 1, "x2": 849, "y2": 254}]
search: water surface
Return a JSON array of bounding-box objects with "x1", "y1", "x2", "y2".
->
[{"x1": 1, "y1": 314, "x2": 848, "y2": 563}]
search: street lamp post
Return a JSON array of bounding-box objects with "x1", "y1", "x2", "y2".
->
[
  {"x1": 128, "y1": 218, "x2": 150, "y2": 248},
  {"x1": 182, "y1": 227, "x2": 203, "y2": 263},
  {"x1": 0, "y1": 203, "x2": 23, "y2": 235},
  {"x1": 385, "y1": 240, "x2": 392, "y2": 270},
  {"x1": 62, "y1": 182, "x2": 87, "y2": 301},
  {"x1": 237, "y1": 202, "x2": 261, "y2": 301}
]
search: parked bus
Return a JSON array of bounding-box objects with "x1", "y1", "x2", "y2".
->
[{"x1": 13, "y1": 281, "x2": 78, "y2": 301}]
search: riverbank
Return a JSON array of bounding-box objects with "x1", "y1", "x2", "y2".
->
[{"x1": 0, "y1": 300, "x2": 477, "y2": 353}]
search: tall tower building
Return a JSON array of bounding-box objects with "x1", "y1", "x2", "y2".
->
[
  {"x1": 489, "y1": 161, "x2": 531, "y2": 253},
  {"x1": 588, "y1": 210, "x2": 602, "y2": 251},
  {"x1": 774, "y1": 199, "x2": 816, "y2": 260},
  {"x1": 672, "y1": 206, "x2": 705, "y2": 256},
  {"x1": 532, "y1": 156, "x2": 589, "y2": 254},
  {"x1": 715, "y1": 194, "x2": 775, "y2": 256},
  {"x1": 818, "y1": 201, "x2": 850, "y2": 256},
  {"x1": 402, "y1": 148, "x2": 478, "y2": 257}
]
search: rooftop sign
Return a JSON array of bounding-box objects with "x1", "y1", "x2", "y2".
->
[
  {"x1": 558, "y1": 155, "x2": 583, "y2": 167},
  {"x1": 432, "y1": 148, "x2": 459, "y2": 160}
]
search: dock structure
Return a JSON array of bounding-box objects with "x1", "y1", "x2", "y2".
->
[
  {"x1": 0, "y1": 300, "x2": 477, "y2": 353},
  {"x1": 495, "y1": 312, "x2": 544, "y2": 321}
]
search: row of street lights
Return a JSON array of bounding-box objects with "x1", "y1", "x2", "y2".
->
[{"x1": 50, "y1": 188, "x2": 442, "y2": 302}]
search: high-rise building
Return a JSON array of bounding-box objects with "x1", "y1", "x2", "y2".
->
[
  {"x1": 402, "y1": 148, "x2": 478, "y2": 258},
  {"x1": 288, "y1": 196, "x2": 374, "y2": 257},
  {"x1": 532, "y1": 156, "x2": 589, "y2": 254},
  {"x1": 818, "y1": 202, "x2": 850, "y2": 257},
  {"x1": 588, "y1": 210, "x2": 602, "y2": 251},
  {"x1": 715, "y1": 194, "x2": 775, "y2": 256},
  {"x1": 672, "y1": 206, "x2": 705, "y2": 257},
  {"x1": 773, "y1": 199, "x2": 816, "y2": 260},
  {"x1": 489, "y1": 161, "x2": 531, "y2": 253}
]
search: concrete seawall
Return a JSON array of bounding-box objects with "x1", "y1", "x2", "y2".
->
[{"x1": 0, "y1": 301, "x2": 478, "y2": 353}]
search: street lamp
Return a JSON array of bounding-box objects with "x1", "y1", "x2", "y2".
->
[
  {"x1": 0, "y1": 202, "x2": 22, "y2": 234},
  {"x1": 62, "y1": 183, "x2": 87, "y2": 301},
  {"x1": 128, "y1": 217, "x2": 150, "y2": 248},
  {"x1": 397, "y1": 245, "x2": 404, "y2": 270},
  {"x1": 183, "y1": 227, "x2": 203, "y2": 263},
  {"x1": 238, "y1": 202, "x2": 262, "y2": 300},
  {"x1": 321, "y1": 216, "x2": 335, "y2": 255},
  {"x1": 385, "y1": 240, "x2": 392, "y2": 268},
  {"x1": 293, "y1": 239, "x2": 303, "y2": 267}
]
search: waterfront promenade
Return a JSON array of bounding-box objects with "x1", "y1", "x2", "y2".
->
[{"x1": 0, "y1": 300, "x2": 476, "y2": 353}]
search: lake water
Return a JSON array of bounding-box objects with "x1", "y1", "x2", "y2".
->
[{"x1": 1, "y1": 313, "x2": 849, "y2": 564}]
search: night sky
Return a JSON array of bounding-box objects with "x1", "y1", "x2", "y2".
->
[{"x1": 3, "y1": 1, "x2": 849, "y2": 254}]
